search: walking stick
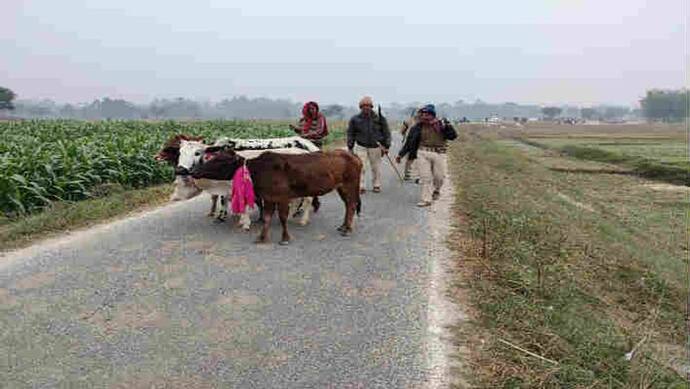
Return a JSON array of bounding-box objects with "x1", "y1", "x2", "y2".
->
[{"x1": 378, "y1": 142, "x2": 405, "y2": 185}]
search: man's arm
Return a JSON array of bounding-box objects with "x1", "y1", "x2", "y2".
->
[
  {"x1": 304, "y1": 115, "x2": 328, "y2": 140},
  {"x1": 397, "y1": 124, "x2": 417, "y2": 160},
  {"x1": 290, "y1": 119, "x2": 303, "y2": 134},
  {"x1": 441, "y1": 119, "x2": 458, "y2": 140},
  {"x1": 347, "y1": 117, "x2": 356, "y2": 151},
  {"x1": 380, "y1": 116, "x2": 391, "y2": 149},
  {"x1": 400, "y1": 119, "x2": 410, "y2": 136}
]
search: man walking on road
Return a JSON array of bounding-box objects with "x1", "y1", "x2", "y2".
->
[
  {"x1": 347, "y1": 96, "x2": 391, "y2": 193},
  {"x1": 400, "y1": 107, "x2": 421, "y2": 182},
  {"x1": 396, "y1": 104, "x2": 457, "y2": 207}
]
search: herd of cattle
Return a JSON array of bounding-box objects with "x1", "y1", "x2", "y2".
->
[{"x1": 154, "y1": 134, "x2": 363, "y2": 245}]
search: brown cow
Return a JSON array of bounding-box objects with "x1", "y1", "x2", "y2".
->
[{"x1": 190, "y1": 149, "x2": 362, "y2": 245}]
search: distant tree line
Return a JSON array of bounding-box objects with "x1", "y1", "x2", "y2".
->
[
  {"x1": 640, "y1": 89, "x2": 688, "y2": 122},
  {"x1": 0, "y1": 85, "x2": 657, "y2": 122}
]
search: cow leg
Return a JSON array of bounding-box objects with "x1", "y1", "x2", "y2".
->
[
  {"x1": 208, "y1": 194, "x2": 218, "y2": 217},
  {"x1": 298, "y1": 197, "x2": 312, "y2": 226},
  {"x1": 220, "y1": 196, "x2": 228, "y2": 220},
  {"x1": 256, "y1": 201, "x2": 275, "y2": 244},
  {"x1": 215, "y1": 196, "x2": 227, "y2": 222},
  {"x1": 290, "y1": 198, "x2": 304, "y2": 218},
  {"x1": 238, "y1": 211, "x2": 251, "y2": 231},
  {"x1": 312, "y1": 196, "x2": 320, "y2": 213},
  {"x1": 278, "y1": 201, "x2": 291, "y2": 245},
  {"x1": 335, "y1": 188, "x2": 355, "y2": 236},
  {"x1": 255, "y1": 198, "x2": 265, "y2": 224}
]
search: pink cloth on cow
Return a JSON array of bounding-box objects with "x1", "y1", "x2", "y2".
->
[{"x1": 231, "y1": 165, "x2": 255, "y2": 214}]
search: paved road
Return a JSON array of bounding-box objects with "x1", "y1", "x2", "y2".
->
[{"x1": 1, "y1": 144, "x2": 462, "y2": 388}]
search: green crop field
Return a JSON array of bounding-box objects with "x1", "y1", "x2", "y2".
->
[
  {"x1": 525, "y1": 136, "x2": 686, "y2": 166},
  {"x1": 506, "y1": 124, "x2": 688, "y2": 185},
  {"x1": 0, "y1": 120, "x2": 345, "y2": 217}
]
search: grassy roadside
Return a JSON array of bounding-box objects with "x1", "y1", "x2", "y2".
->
[
  {"x1": 0, "y1": 183, "x2": 173, "y2": 251},
  {"x1": 0, "y1": 129, "x2": 347, "y2": 252},
  {"x1": 448, "y1": 129, "x2": 687, "y2": 387}
]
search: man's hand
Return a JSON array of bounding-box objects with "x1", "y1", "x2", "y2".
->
[
  {"x1": 395, "y1": 156, "x2": 401, "y2": 164},
  {"x1": 289, "y1": 124, "x2": 300, "y2": 133}
]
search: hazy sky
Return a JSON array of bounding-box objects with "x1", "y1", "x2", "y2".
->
[{"x1": 1, "y1": 0, "x2": 686, "y2": 106}]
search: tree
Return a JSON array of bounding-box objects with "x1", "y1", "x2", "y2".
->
[
  {"x1": 602, "y1": 106, "x2": 630, "y2": 120},
  {"x1": 59, "y1": 104, "x2": 77, "y2": 118},
  {"x1": 580, "y1": 108, "x2": 598, "y2": 120},
  {"x1": 0, "y1": 87, "x2": 17, "y2": 112},
  {"x1": 541, "y1": 106, "x2": 562, "y2": 120},
  {"x1": 640, "y1": 89, "x2": 688, "y2": 122},
  {"x1": 99, "y1": 98, "x2": 140, "y2": 119},
  {"x1": 321, "y1": 104, "x2": 345, "y2": 119}
]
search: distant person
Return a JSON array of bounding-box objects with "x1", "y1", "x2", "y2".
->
[
  {"x1": 290, "y1": 101, "x2": 328, "y2": 149},
  {"x1": 347, "y1": 96, "x2": 391, "y2": 193},
  {"x1": 400, "y1": 107, "x2": 421, "y2": 182},
  {"x1": 396, "y1": 104, "x2": 457, "y2": 207}
]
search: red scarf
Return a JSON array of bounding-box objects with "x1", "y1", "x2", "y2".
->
[{"x1": 301, "y1": 101, "x2": 326, "y2": 134}]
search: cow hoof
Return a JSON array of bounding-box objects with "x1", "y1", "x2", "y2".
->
[
  {"x1": 279, "y1": 240, "x2": 290, "y2": 246},
  {"x1": 340, "y1": 229, "x2": 352, "y2": 237},
  {"x1": 336, "y1": 225, "x2": 346, "y2": 232}
]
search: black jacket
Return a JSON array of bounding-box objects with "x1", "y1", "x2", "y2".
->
[
  {"x1": 398, "y1": 120, "x2": 457, "y2": 160},
  {"x1": 347, "y1": 113, "x2": 391, "y2": 149}
]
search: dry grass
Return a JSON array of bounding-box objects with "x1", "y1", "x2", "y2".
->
[{"x1": 448, "y1": 126, "x2": 687, "y2": 387}]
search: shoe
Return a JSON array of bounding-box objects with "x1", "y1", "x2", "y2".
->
[
  {"x1": 372, "y1": 187, "x2": 381, "y2": 193},
  {"x1": 414, "y1": 178, "x2": 420, "y2": 184},
  {"x1": 432, "y1": 190, "x2": 441, "y2": 200},
  {"x1": 416, "y1": 201, "x2": 432, "y2": 207},
  {"x1": 360, "y1": 188, "x2": 366, "y2": 194}
]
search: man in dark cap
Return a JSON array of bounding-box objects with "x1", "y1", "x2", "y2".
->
[{"x1": 396, "y1": 104, "x2": 457, "y2": 207}]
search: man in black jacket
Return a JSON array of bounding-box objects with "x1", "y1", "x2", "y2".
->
[
  {"x1": 347, "y1": 96, "x2": 391, "y2": 193},
  {"x1": 396, "y1": 104, "x2": 457, "y2": 207}
]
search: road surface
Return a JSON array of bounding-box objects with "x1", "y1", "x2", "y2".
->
[{"x1": 1, "y1": 145, "x2": 464, "y2": 388}]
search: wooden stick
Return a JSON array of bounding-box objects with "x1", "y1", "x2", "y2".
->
[
  {"x1": 498, "y1": 338, "x2": 559, "y2": 365},
  {"x1": 377, "y1": 142, "x2": 405, "y2": 185}
]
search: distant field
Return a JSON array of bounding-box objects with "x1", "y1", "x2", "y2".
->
[
  {"x1": 525, "y1": 134, "x2": 686, "y2": 167},
  {"x1": 503, "y1": 123, "x2": 688, "y2": 185}
]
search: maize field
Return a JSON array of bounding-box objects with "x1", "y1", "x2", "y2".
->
[{"x1": 0, "y1": 120, "x2": 299, "y2": 217}]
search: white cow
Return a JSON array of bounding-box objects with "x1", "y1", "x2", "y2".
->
[{"x1": 174, "y1": 137, "x2": 320, "y2": 230}]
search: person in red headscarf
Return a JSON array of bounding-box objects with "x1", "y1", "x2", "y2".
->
[{"x1": 290, "y1": 101, "x2": 328, "y2": 149}]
